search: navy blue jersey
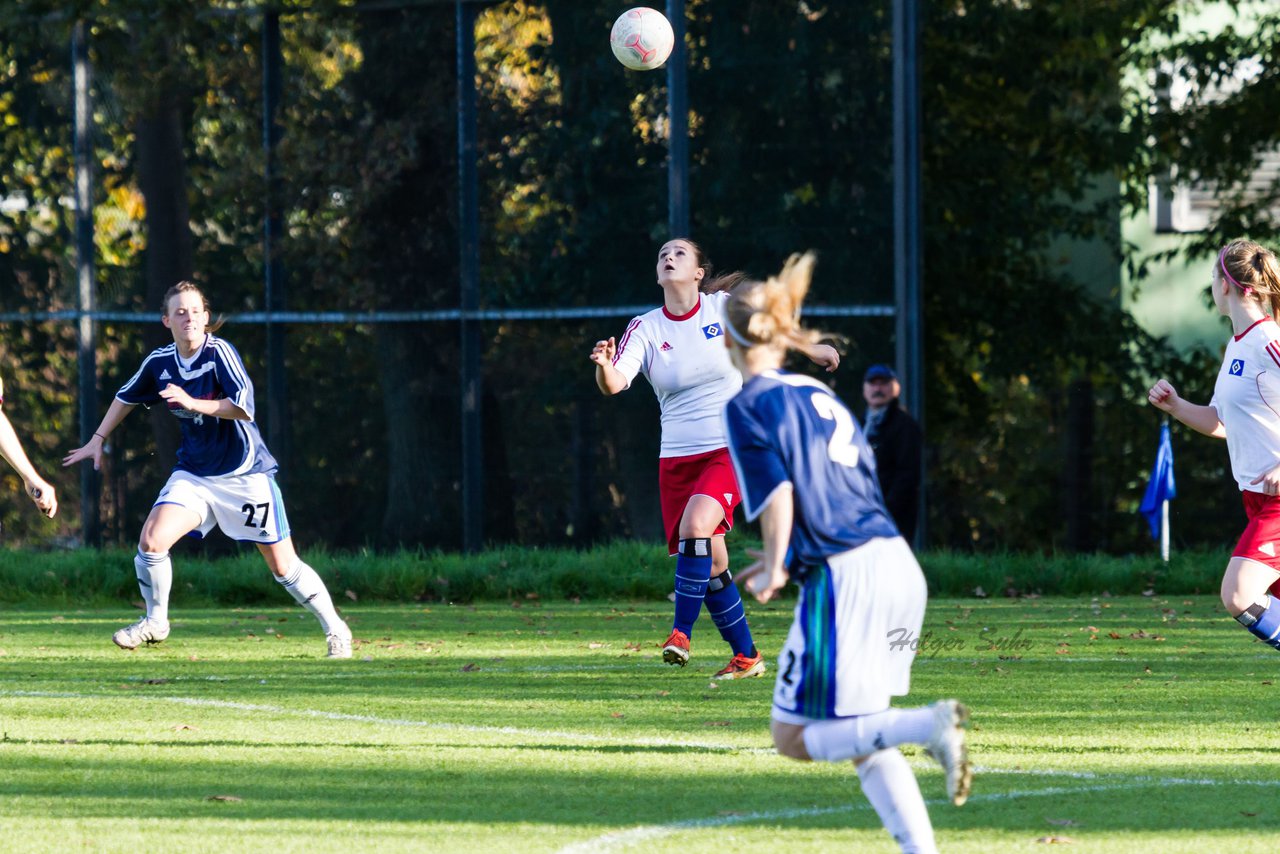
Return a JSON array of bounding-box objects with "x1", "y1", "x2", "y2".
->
[
  {"x1": 116, "y1": 334, "x2": 278, "y2": 478},
  {"x1": 723, "y1": 370, "x2": 899, "y2": 575}
]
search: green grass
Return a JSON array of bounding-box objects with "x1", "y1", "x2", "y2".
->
[{"x1": 2, "y1": 595, "x2": 1278, "y2": 852}]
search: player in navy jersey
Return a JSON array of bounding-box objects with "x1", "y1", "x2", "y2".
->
[
  {"x1": 64, "y1": 281, "x2": 353, "y2": 658},
  {"x1": 0, "y1": 373, "x2": 58, "y2": 518},
  {"x1": 1149, "y1": 240, "x2": 1280, "y2": 653},
  {"x1": 722, "y1": 253, "x2": 970, "y2": 853},
  {"x1": 590, "y1": 238, "x2": 838, "y2": 679}
]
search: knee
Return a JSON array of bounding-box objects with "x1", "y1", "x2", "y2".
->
[
  {"x1": 1220, "y1": 578, "x2": 1255, "y2": 617},
  {"x1": 771, "y1": 723, "x2": 812, "y2": 761}
]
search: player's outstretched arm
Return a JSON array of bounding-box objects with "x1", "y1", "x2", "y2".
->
[
  {"x1": 0, "y1": 412, "x2": 57, "y2": 518},
  {"x1": 63, "y1": 398, "x2": 136, "y2": 471},
  {"x1": 1147, "y1": 378, "x2": 1225, "y2": 438},
  {"x1": 737, "y1": 484, "x2": 794, "y2": 604},
  {"x1": 590, "y1": 336, "x2": 628, "y2": 395}
]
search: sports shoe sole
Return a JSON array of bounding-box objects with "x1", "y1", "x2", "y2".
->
[
  {"x1": 662, "y1": 645, "x2": 689, "y2": 666},
  {"x1": 933, "y1": 701, "x2": 972, "y2": 806}
]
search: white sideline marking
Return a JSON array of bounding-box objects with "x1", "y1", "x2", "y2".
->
[
  {"x1": 554, "y1": 778, "x2": 1280, "y2": 853},
  {"x1": 0, "y1": 690, "x2": 770, "y2": 753}
]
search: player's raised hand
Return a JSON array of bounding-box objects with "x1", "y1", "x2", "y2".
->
[
  {"x1": 736, "y1": 548, "x2": 789, "y2": 604},
  {"x1": 589, "y1": 337, "x2": 617, "y2": 367},
  {"x1": 26, "y1": 478, "x2": 56, "y2": 518},
  {"x1": 1147, "y1": 378, "x2": 1181, "y2": 413}
]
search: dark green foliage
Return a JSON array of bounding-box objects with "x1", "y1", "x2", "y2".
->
[{"x1": 0, "y1": 543, "x2": 1231, "y2": 605}]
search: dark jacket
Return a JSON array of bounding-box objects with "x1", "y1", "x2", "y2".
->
[{"x1": 865, "y1": 400, "x2": 922, "y2": 541}]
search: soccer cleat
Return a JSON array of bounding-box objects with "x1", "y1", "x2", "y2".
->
[
  {"x1": 662, "y1": 629, "x2": 690, "y2": 666},
  {"x1": 923, "y1": 700, "x2": 973, "y2": 806},
  {"x1": 112, "y1": 616, "x2": 171, "y2": 650},
  {"x1": 712, "y1": 650, "x2": 766, "y2": 680},
  {"x1": 326, "y1": 632, "x2": 353, "y2": 659}
]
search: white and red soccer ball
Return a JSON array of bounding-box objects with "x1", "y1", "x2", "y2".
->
[{"x1": 610, "y1": 7, "x2": 675, "y2": 71}]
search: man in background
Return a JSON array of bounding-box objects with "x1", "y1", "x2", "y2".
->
[{"x1": 862, "y1": 364, "x2": 921, "y2": 542}]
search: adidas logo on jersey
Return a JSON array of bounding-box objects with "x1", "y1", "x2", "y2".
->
[
  {"x1": 159, "y1": 369, "x2": 172, "y2": 380},
  {"x1": 660, "y1": 342, "x2": 673, "y2": 351}
]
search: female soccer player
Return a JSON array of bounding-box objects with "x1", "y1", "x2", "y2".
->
[
  {"x1": 64, "y1": 281, "x2": 352, "y2": 658},
  {"x1": 1149, "y1": 239, "x2": 1280, "y2": 652},
  {"x1": 590, "y1": 238, "x2": 838, "y2": 679},
  {"x1": 0, "y1": 374, "x2": 58, "y2": 518},
  {"x1": 722, "y1": 253, "x2": 970, "y2": 853}
]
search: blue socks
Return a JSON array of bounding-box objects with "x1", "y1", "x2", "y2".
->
[
  {"x1": 1236, "y1": 595, "x2": 1280, "y2": 651},
  {"x1": 673, "y1": 538, "x2": 712, "y2": 636},
  {"x1": 704, "y1": 569, "x2": 757, "y2": 657}
]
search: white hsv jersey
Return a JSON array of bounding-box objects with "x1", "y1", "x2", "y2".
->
[
  {"x1": 1210, "y1": 317, "x2": 1280, "y2": 492},
  {"x1": 612, "y1": 291, "x2": 742, "y2": 457}
]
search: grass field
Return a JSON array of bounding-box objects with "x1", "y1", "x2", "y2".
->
[{"x1": 2, "y1": 594, "x2": 1278, "y2": 852}]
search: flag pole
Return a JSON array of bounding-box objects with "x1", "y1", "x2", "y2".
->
[{"x1": 1160, "y1": 415, "x2": 1170, "y2": 562}]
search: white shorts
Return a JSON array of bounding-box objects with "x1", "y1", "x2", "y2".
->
[
  {"x1": 772, "y1": 536, "x2": 926, "y2": 723},
  {"x1": 155, "y1": 470, "x2": 292, "y2": 545}
]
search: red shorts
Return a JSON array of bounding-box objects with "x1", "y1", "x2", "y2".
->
[
  {"x1": 657, "y1": 448, "x2": 741, "y2": 556},
  {"x1": 1233, "y1": 491, "x2": 1280, "y2": 595}
]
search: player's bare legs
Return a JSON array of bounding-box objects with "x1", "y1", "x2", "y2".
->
[
  {"x1": 1222, "y1": 556, "x2": 1280, "y2": 651},
  {"x1": 114, "y1": 503, "x2": 200, "y2": 650},
  {"x1": 259, "y1": 537, "x2": 352, "y2": 658}
]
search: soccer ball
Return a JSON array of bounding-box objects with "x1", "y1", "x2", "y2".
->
[{"x1": 610, "y1": 7, "x2": 675, "y2": 71}]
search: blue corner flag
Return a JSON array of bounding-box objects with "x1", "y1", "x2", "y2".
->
[{"x1": 1139, "y1": 422, "x2": 1176, "y2": 540}]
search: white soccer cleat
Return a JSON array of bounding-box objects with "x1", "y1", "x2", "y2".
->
[
  {"x1": 326, "y1": 631, "x2": 352, "y2": 659},
  {"x1": 923, "y1": 699, "x2": 972, "y2": 806},
  {"x1": 112, "y1": 616, "x2": 171, "y2": 650}
]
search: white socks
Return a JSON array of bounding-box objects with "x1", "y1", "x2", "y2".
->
[
  {"x1": 277, "y1": 560, "x2": 348, "y2": 637},
  {"x1": 857, "y1": 749, "x2": 938, "y2": 854},
  {"x1": 134, "y1": 550, "x2": 172, "y2": 623},
  {"x1": 802, "y1": 707, "x2": 936, "y2": 763}
]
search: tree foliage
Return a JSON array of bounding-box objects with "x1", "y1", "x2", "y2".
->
[{"x1": 0, "y1": 0, "x2": 1275, "y2": 552}]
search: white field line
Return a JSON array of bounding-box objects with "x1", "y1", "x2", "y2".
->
[
  {"x1": 554, "y1": 778, "x2": 1280, "y2": 853},
  {"x1": 0, "y1": 690, "x2": 770, "y2": 753}
]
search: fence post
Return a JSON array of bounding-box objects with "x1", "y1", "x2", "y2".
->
[
  {"x1": 73, "y1": 20, "x2": 100, "y2": 546},
  {"x1": 893, "y1": 0, "x2": 924, "y2": 549},
  {"x1": 457, "y1": 1, "x2": 483, "y2": 552},
  {"x1": 666, "y1": 0, "x2": 688, "y2": 238},
  {"x1": 262, "y1": 10, "x2": 290, "y2": 473}
]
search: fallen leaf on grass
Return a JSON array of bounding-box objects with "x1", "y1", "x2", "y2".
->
[
  {"x1": 1107, "y1": 632, "x2": 1122, "y2": 639},
  {"x1": 460, "y1": 662, "x2": 480, "y2": 672},
  {"x1": 59, "y1": 739, "x2": 79, "y2": 744},
  {"x1": 717, "y1": 810, "x2": 747, "y2": 817},
  {"x1": 624, "y1": 642, "x2": 644, "y2": 651},
  {"x1": 206, "y1": 795, "x2": 242, "y2": 802},
  {"x1": 1128, "y1": 630, "x2": 1165, "y2": 641},
  {"x1": 171, "y1": 724, "x2": 198, "y2": 732},
  {"x1": 1035, "y1": 836, "x2": 1074, "y2": 844},
  {"x1": 703, "y1": 721, "x2": 732, "y2": 727},
  {"x1": 655, "y1": 690, "x2": 671, "y2": 697},
  {"x1": 1241, "y1": 811, "x2": 1258, "y2": 817},
  {"x1": 1045, "y1": 818, "x2": 1079, "y2": 827},
  {"x1": 611, "y1": 712, "x2": 625, "y2": 718},
  {"x1": 587, "y1": 642, "x2": 605, "y2": 649}
]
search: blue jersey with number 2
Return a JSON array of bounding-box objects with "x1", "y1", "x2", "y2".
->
[
  {"x1": 723, "y1": 370, "x2": 899, "y2": 574},
  {"x1": 116, "y1": 334, "x2": 278, "y2": 478}
]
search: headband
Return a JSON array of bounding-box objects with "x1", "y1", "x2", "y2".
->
[
  {"x1": 1220, "y1": 245, "x2": 1253, "y2": 295},
  {"x1": 722, "y1": 311, "x2": 757, "y2": 348}
]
